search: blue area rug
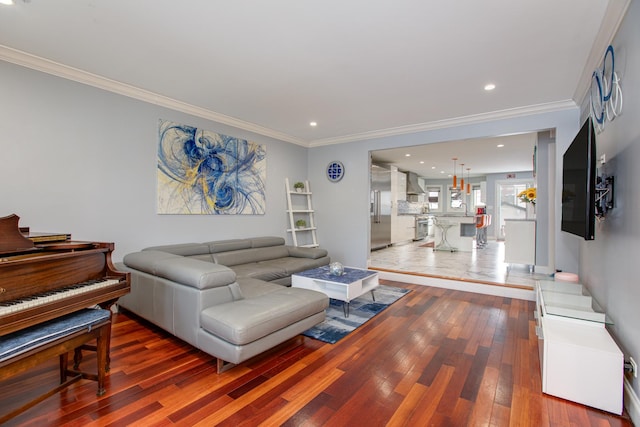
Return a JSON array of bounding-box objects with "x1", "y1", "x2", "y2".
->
[{"x1": 302, "y1": 284, "x2": 411, "y2": 344}]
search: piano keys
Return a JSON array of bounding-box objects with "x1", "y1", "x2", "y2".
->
[{"x1": 0, "y1": 278, "x2": 121, "y2": 316}]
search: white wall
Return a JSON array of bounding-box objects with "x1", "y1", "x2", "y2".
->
[
  {"x1": 578, "y1": 0, "x2": 640, "y2": 409},
  {"x1": 0, "y1": 61, "x2": 308, "y2": 261}
]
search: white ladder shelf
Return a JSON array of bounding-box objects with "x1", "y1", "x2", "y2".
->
[{"x1": 285, "y1": 178, "x2": 318, "y2": 248}]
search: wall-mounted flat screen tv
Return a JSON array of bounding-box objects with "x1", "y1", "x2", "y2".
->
[{"x1": 561, "y1": 117, "x2": 596, "y2": 240}]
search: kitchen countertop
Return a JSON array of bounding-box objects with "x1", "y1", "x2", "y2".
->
[{"x1": 433, "y1": 215, "x2": 475, "y2": 221}]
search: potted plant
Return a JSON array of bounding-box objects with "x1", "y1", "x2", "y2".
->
[
  {"x1": 295, "y1": 219, "x2": 307, "y2": 229},
  {"x1": 294, "y1": 182, "x2": 305, "y2": 192}
]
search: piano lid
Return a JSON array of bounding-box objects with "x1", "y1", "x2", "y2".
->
[{"x1": 0, "y1": 214, "x2": 36, "y2": 254}]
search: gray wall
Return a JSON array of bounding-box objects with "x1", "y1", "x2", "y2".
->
[
  {"x1": 578, "y1": 0, "x2": 640, "y2": 403},
  {"x1": 0, "y1": 61, "x2": 308, "y2": 261}
]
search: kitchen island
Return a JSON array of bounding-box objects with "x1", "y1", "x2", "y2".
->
[{"x1": 433, "y1": 216, "x2": 476, "y2": 252}]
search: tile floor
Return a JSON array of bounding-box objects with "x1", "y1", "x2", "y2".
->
[{"x1": 368, "y1": 238, "x2": 551, "y2": 288}]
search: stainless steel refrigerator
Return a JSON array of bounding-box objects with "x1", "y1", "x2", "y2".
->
[{"x1": 371, "y1": 164, "x2": 392, "y2": 250}]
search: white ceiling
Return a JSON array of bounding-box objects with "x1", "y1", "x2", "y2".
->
[
  {"x1": 371, "y1": 131, "x2": 540, "y2": 179},
  {"x1": 0, "y1": 1, "x2": 628, "y2": 157}
]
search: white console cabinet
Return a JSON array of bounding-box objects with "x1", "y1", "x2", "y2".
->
[{"x1": 535, "y1": 280, "x2": 623, "y2": 414}]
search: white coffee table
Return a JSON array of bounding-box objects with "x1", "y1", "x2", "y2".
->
[{"x1": 291, "y1": 266, "x2": 379, "y2": 317}]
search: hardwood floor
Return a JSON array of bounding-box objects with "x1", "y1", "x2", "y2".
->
[{"x1": 0, "y1": 281, "x2": 634, "y2": 426}]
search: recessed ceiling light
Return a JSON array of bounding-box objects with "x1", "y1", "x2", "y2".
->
[
  {"x1": 419, "y1": 161, "x2": 425, "y2": 164},
  {"x1": 431, "y1": 166, "x2": 436, "y2": 169},
  {"x1": 497, "y1": 144, "x2": 505, "y2": 148},
  {"x1": 405, "y1": 154, "x2": 411, "y2": 157},
  {"x1": 484, "y1": 83, "x2": 496, "y2": 91},
  {"x1": 0, "y1": 0, "x2": 15, "y2": 5},
  {"x1": 309, "y1": 121, "x2": 317, "y2": 127}
]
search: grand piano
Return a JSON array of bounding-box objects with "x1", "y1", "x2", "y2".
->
[{"x1": 0, "y1": 214, "x2": 130, "y2": 336}]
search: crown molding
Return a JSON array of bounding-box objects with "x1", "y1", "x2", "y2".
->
[
  {"x1": 308, "y1": 100, "x2": 578, "y2": 147},
  {"x1": 0, "y1": 45, "x2": 308, "y2": 147}
]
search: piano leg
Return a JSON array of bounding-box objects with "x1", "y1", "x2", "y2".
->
[
  {"x1": 96, "y1": 323, "x2": 109, "y2": 396},
  {"x1": 98, "y1": 299, "x2": 120, "y2": 371}
]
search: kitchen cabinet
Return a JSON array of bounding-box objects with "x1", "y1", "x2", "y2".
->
[
  {"x1": 392, "y1": 215, "x2": 415, "y2": 244},
  {"x1": 396, "y1": 171, "x2": 407, "y2": 201}
]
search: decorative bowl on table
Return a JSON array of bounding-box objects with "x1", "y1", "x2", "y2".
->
[{"x1": 329, "y1": 262, "x2": 344, "y2": 276}]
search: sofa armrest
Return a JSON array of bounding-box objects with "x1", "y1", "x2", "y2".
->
[
  {"x1": 123, "y1": 250, "x2": 236, "y2": 290},
  {"x1": 286, "y1": 246, "x2": 328, "y2": 259}
]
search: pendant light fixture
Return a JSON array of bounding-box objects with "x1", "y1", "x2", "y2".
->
[
  {"x1": 452, "y1": 157, "x2": 458, "y2": 188},
  {"x1": 460, "y1": 163, "x2": 465, "y2": 191},
  {"x1": 466, "y1": 168, "x2": 471, "y2": 195}
]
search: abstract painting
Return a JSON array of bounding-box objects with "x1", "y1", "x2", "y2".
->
[{"x1": 157, "y1": 119, "x2": 266, "y2": 214}]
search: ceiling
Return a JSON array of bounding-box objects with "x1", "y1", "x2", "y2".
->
[
  {"x1": 371, "y1": 131, "x2": 540, "y2": 179},
  {"x1": 0, "y1": 1, "x2": 628, "y2": 149}
]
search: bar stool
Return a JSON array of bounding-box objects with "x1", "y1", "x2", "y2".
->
[{"x1": 475, "y1": 214, "x2": 490, "y2": 248}]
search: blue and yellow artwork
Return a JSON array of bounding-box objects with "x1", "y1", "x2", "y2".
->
[{"x1": 157, "y1": 119, "x2": 266, "y2": 214}]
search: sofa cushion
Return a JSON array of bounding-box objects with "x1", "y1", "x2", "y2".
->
[
  {"x1": 206, "y1": 239, "x2": 252, "y2": 254},
  {"x1": 143, "y1": 243, "x2": 211, "y2": 256},
  {"x1": 212, "y1": 246, "x2": 290, "y2": 266},
  {"x1": 229, "y1": 263, "x2": 288, "y2": 282},
  {"x1": 236, "y1": 278, "x2": 285, "y2": 298},
  {"x1": 250, "y1": 236, "x2": 285, "y2": 248},
  {"x1": 258, "y1": 256, "x2": 331, "y2": 276},
  {"x1": 187, "y1": 254, "x2": 215, "y2": 263},
  {"x1": 123, "y1": 251, "x2": 236, "y2": 290},
  {"x1": 286, "y1": 246, "x2": 329, "y2": 260},
  {"x1": 200, "y1": 288, "x2": 328, "y2": 345}
]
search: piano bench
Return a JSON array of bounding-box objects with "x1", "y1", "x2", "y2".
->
[{"x1": 0, "y1": 308, "x2": 112, "y2": 424}]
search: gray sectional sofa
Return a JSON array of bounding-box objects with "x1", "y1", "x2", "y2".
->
[{"x1": 116, "y1": 236, "x2": 330, "y2": 371}]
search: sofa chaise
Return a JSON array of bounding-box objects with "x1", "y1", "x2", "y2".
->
[{"x1": 116, "y1": 236, "x2": 330, "y2": 371}]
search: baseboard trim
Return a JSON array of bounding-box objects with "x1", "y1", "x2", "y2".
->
[
  {"x1": 375, "y1": 269, "x2": 535, "y2": 301},
  {"x1": 624, "y1": 377, "x2": 640, "y2": 424}
]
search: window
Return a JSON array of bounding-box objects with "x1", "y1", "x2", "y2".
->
[
  {"x1": 449, "y1": 186, "x2": 463, "y2": 209},
  {"x1": 426, "y1": 186, "x2": 442, "y2": 211},
  {"x1": 472, "y1": 185, "x2": 482, "y2": 208}
]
